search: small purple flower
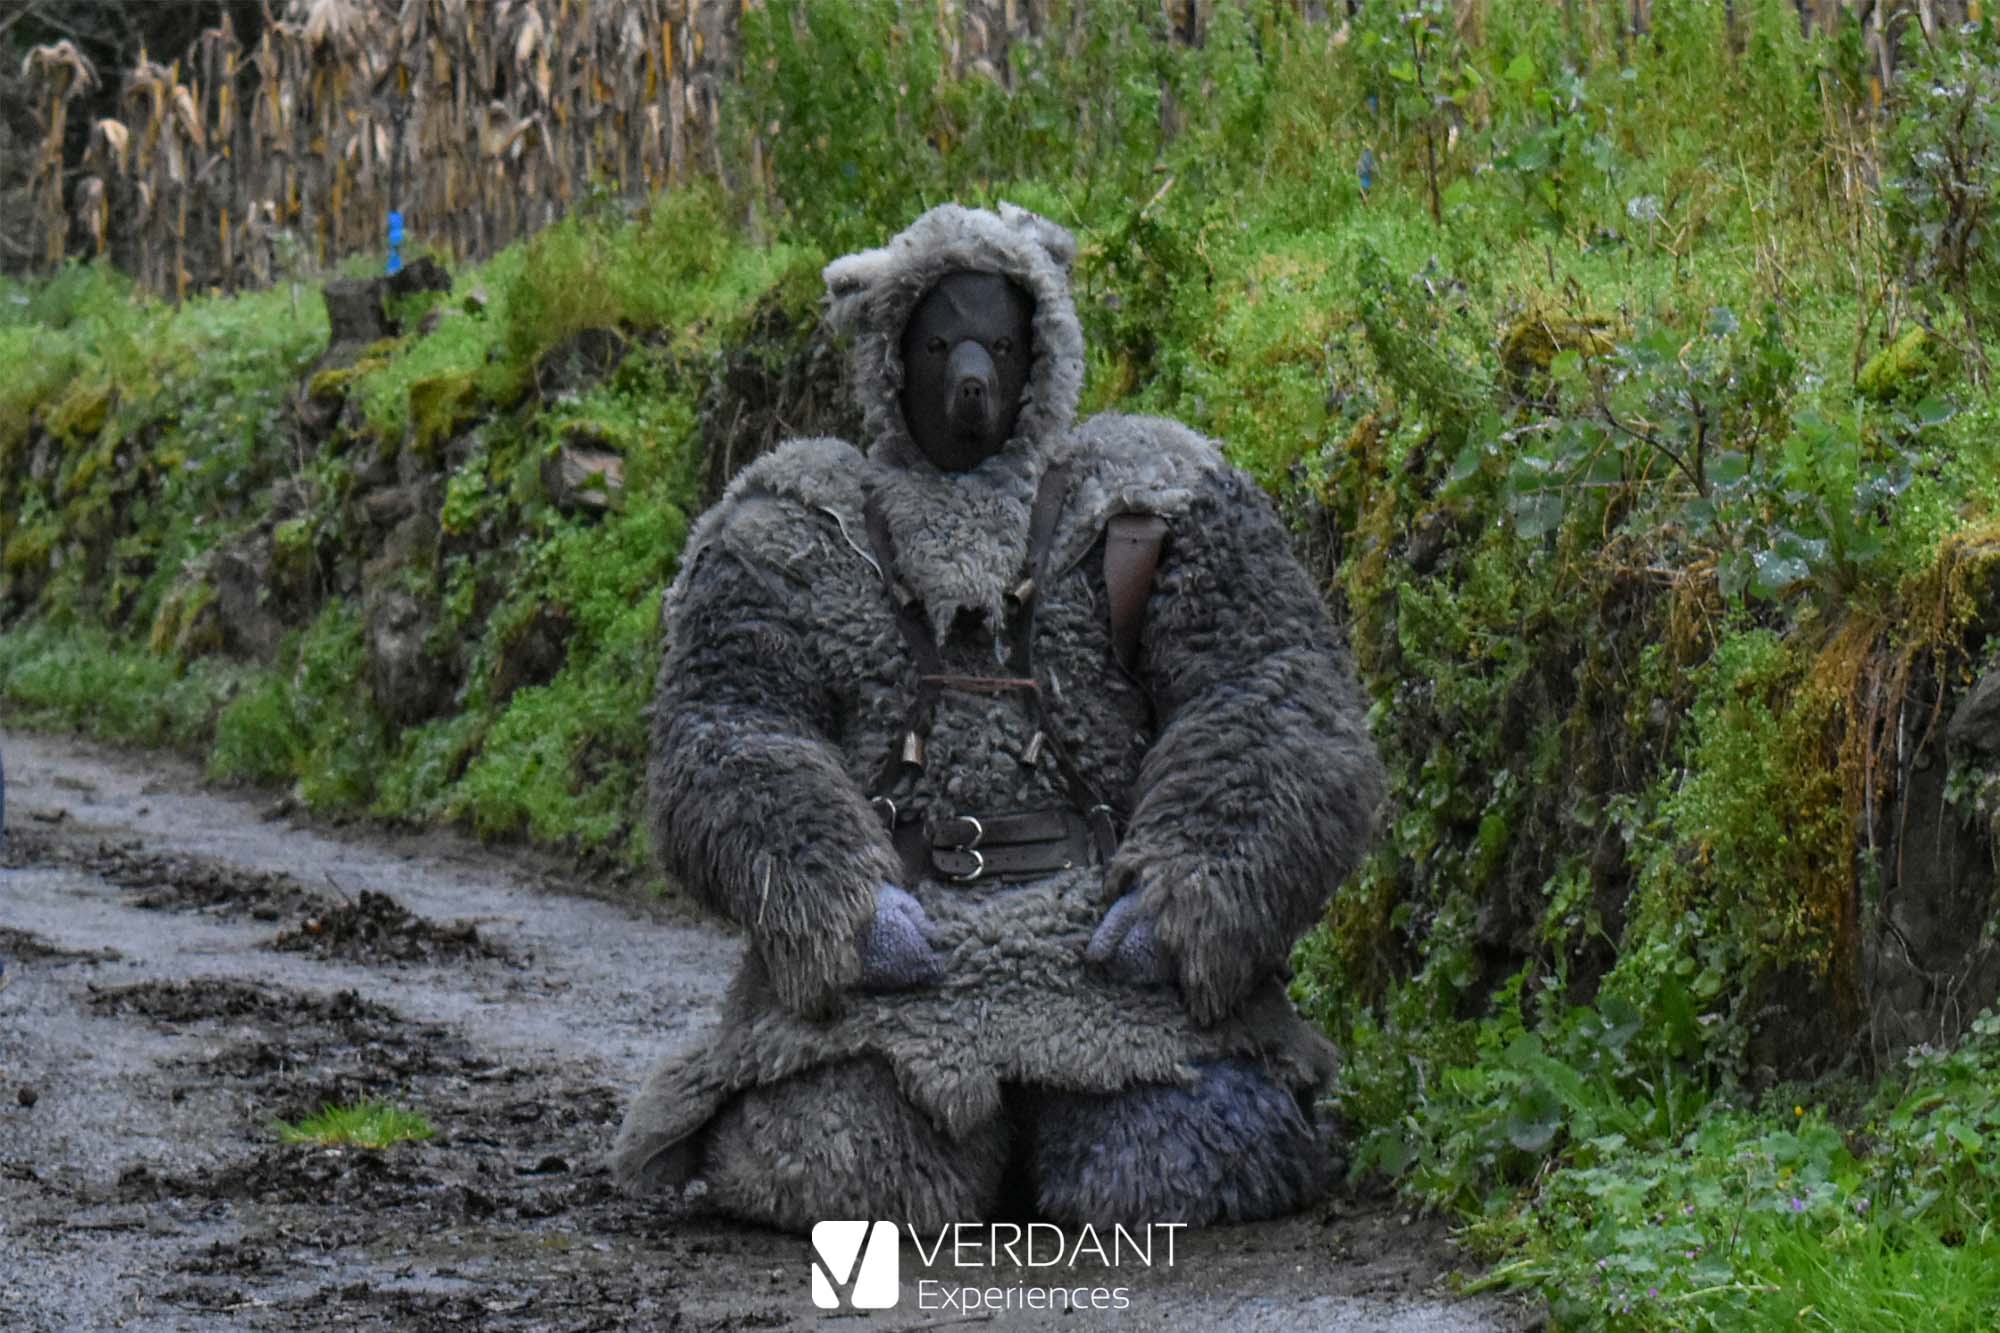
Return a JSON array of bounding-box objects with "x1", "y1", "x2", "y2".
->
[
  {"x1": 1648, "y1": 1286, "x2": 1659, "y2": 1299},
  {"x1": 1790, "y1": 1196, "x2": 1808, "y2": 1213},
  {"x1": 1855, "y1": 1197, "x2": 1871, "y2": 1215},
  {"x1": 1683, "y1": 1203, "x2": 1696, "y2": 1216}
]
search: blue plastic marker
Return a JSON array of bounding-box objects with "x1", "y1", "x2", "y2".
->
[{"x1": 387, "y1": 210, "x2": 405, "y2": 276}]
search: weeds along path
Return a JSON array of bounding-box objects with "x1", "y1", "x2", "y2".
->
[{"x1": 0, "y1": 729, "x2": 1523, "y2": 1332}]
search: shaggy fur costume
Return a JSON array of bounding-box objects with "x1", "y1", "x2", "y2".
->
[{"x1": 613, "y1": 203, "x2": 1384, "y2": 1229}]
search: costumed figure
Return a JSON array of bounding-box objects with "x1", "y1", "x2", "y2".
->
[{"x1": 612, "y1": 203, "x2": 1385, "y2": 1230}]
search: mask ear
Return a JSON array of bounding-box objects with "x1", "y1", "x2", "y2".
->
[
  {"x1": 822, "y1": 247, "x2": 894, "y2": 334},
  {"x1": 998, "y1": 202, "x2": 1076, "y2": 275}
]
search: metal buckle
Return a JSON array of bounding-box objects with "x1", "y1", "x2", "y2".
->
[
  {"x1": 947, "y1": 848, "x2": 985, "y2": 883},
  {"x1": 872, "y1": 796, "x2": 898, "y2": 826},
  {"x1": 933, "y1": 815, "x2": 983, "y2": 849}
]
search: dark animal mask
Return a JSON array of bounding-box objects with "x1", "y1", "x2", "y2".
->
[{"x1": 897, "y1": 271, "x2": 1036, "y2": 472}]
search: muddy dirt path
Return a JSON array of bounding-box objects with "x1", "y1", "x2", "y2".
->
[{"x1": 0, "y1": 728, "x2": 1531, "y2": 1332}]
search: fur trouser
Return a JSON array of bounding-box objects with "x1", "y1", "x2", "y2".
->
[
  {"x1": 702, "y1": 1058, "x2": 1013, "y2": 1232},
  {"x1": 1031, "y1": 1061, "x2": 1332, "y2": 1227},
  {"x1": 697, "y1": 1058, "x2": 1326, "y2": 1232}
]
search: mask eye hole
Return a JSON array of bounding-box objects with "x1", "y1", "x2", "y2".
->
[
  {"x1": 992, "y1": 337, "x2": 1013, "y2": 357},
  {"x1": 926, "y1": 336, "x2": 947, "y2": 356}
]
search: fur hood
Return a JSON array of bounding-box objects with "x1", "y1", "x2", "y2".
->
[{"x1": 823, "y1": 202, "x2": 1085, "y2": 472}]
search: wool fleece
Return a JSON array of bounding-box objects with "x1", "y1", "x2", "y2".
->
[{"x1": 612, "y1": 203, "x2": 1385, "y2": 1230}]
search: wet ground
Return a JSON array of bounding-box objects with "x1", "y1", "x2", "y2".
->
[{"x1": 0, "y1": 728, "x2": 1535, "y2": 1331}]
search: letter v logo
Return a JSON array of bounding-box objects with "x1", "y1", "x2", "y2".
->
[{"x1": 810, "y1": 1220, "x2": 900, "y2": 1310}]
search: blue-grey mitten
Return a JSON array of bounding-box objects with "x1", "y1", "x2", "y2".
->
[
  {"x1": 1085, "y1": 888, "x2": 1177, "y2": 986},
  {"x1": 856, "y1": 884, "x2": 944, "y2": 991}
]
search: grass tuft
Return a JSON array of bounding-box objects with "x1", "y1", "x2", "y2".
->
[{"x1": 274, "y1": 1101, "x2": 436, "y2": 1150}]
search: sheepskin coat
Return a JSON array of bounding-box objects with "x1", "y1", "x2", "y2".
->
[{"x1": 612, "y1": 204, "x2": 1384, "y2": 1194}]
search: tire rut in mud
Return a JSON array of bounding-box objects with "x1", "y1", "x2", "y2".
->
[
  {"x1": 10, "y1": 826, "x2": 515, "y2": 966},
  {"x1": 7, "y1": 826, "x2": 316, "y2": 920}
]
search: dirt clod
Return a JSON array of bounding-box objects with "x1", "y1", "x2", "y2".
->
[{"x1": 274, "y1": 889, "x2": 511, "y2": 965}]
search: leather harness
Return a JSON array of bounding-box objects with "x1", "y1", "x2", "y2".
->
[{"x1": 861, "y1": 463, "x2": 1167, "y2": 886}]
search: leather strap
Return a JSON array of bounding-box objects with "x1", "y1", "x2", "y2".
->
[
  {"x1": 862, "y1": 463, "x2": 1129, "y2": 878},
  {"x1": 889, "y1": 809, "x2": 932, "y2": 886},
  {"x1": 930, "y1": 807, "x2": 1100, "y2": 883},
  {"x1": 1011, "y1": 465, "x2": 1120, "y2": 839},
  {"x1": 1007, "y1": 462, "x2": 1073, "y2": 676},
  {"x1": 862, "y1": 491, "x2": 946, "y2": 796},
  {"x1": 931, "y1": 837, "x2": 1093, "y2": 883},
  {"x1": 934, "y1": 808, "x2": 1078, "y2": 847},
  {"x1": 1104, "y1": 512, "x2": 1168, "y2": 675}
]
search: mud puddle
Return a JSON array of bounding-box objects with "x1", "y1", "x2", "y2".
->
[{"x1": 0, "y1": 728, "x2": 1531, "y2": 1331}]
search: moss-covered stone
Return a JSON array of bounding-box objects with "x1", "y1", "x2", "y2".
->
[
  {"x1": 148, "y1": 576, "x2": 223, "y2": 664},
  {"x1": 307, "y1": 356, "x2": 390, "y2": 403},
  {"x1": 271, "y1": 515, "x2": 316, "y2": 595},
  {"x1": 408, "y1": 372, "x2": 479, "y2": 457},
  {"x1": 1499, "y1": 301, "x2": 1620, "y2": 394}
]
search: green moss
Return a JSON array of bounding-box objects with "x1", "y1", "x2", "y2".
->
[
  {"x1": 306, "y1": 355, "x2": 389, "y2": 403},
  {"x1": 1497, "y1": 299, "x2": 1620, "y2": 389},
  {"x1": 1624, "y1": 631, "x2": 1852, "y2": 990},
  {"x1": 271, "y1": 516, "x2": 315, "y2": 591},
  {"x1": 1, "y1": 514, "x2": 58, "y2": 577},
  {"x1": 408, "y1": 371, "x2": 479, "y2": 455},
  {"x1": 45, "y1": 377, "x2": 113, "y2": 443},
  {"x1": 1856, "y1": 326, "x2": 1937, "y2": 402}
]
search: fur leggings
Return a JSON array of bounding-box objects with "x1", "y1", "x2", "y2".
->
[{"x1": 699, "y1": 1057, "x2": 1330, "y2": 1232}]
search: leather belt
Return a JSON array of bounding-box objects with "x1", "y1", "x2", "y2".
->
[{"x1": 875, "y1": 801, "x2": 1117, "y2": 885}]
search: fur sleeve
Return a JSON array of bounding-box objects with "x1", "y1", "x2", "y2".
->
[
  {"x1": 648, "y1": 511, "x2": 902, "y2": 1020},
  {"x1": 1108, "y1": 469, "x2": 1385, "y2": 1027}
]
